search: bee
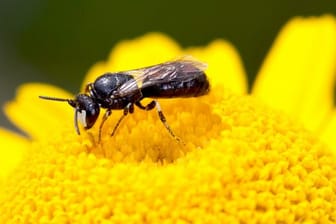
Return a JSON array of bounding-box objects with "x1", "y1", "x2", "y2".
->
[{"x1": 39, "y1": 56, "x2": 210, "y2": 142}]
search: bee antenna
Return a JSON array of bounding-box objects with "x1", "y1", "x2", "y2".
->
[
  {"x1": 39, "y1": 95, "x2": 71, "y2": 102},
  {"x1": 39, "y1": 95, "x2": 77, "y2": 106}
]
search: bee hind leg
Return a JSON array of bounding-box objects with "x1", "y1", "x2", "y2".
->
[{"x1": 135, "y1": 100, "x2": 183, "y2": 143}]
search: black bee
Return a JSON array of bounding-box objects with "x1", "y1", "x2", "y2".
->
[{"x1": 39, "y1": 56, "x2": 210, "y2": 141}]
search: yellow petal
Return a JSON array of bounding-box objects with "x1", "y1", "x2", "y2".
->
[
  {"x1": 320, "y1": 111, "x2": 336, "y2": 153},
  {"x1": 252, "y1": 15, "x2": 336, "y2": 132},
  {"x1": 0, "y1": 128, "x2": 28, "y2": 183},
  {"x1": 186, "y1": 39, "x2": 248, "y2": 94},
  {"x1": 4, "y1": 83, "x2": 74, "y2": 139}
]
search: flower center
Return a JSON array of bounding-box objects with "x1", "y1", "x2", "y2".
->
[{"x1": 76, "y1": 96, "x2": 223, "y2": 163}]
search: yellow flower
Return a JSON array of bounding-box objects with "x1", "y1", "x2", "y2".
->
[{"x1": 1, "y1": 15, "x2": 336, "y2": 223}]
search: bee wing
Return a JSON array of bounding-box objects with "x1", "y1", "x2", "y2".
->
[{"x1": 114, "y1": 56, "x2": 207, "y2": 97}]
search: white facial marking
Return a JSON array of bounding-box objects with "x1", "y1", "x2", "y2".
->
[{"x1": 77, "y1": 110, "x2": 87, "y2": 127}]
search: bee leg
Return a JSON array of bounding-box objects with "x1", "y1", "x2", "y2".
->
[
  {"x1": 135, "y1": 100, "x2": 156, "y2": 110},
  {"x1": 98, "y1": 109, "x2": 111, "y2": 142},
  {"x1": 111, "y1": 103, "x2": 133, "y2": 137},
  {"x1": 135, "y1": 100, "x2": 183, "y2": 143}
]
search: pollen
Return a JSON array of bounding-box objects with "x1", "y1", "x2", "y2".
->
[{"x1": 1, "y1": 89, "x2": 336, "y2": 223}]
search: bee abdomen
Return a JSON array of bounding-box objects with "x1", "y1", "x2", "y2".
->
[{"x1": 141, "y1": 72, "x2": 209, "y2": 98}]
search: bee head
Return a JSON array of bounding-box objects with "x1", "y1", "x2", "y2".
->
[{"x1": 39, "y1": 94, "x2": 100, "y2": 134}]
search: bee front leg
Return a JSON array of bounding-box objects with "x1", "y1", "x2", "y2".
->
[{"x1": 98, "y1": 109, "x2": 111, "y2": 142}]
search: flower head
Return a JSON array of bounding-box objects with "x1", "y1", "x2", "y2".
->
[{"x1": 1, "y1": 16, "x2": 336, "y2": 223}]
